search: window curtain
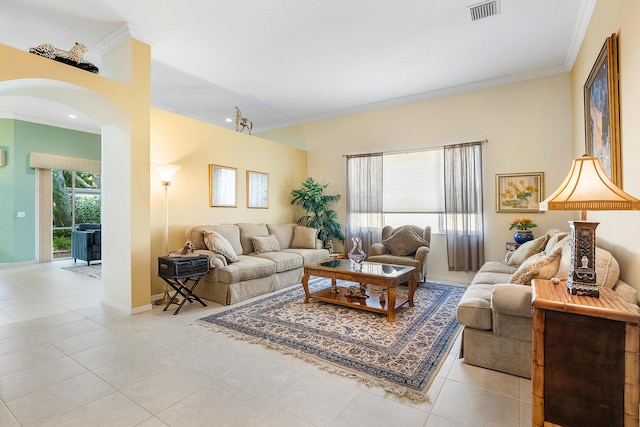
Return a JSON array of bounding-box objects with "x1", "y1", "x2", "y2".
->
[
  {"x1": 444, "y1": 142, "x2": 484, "y2": 272},
  {"x1": 346, "y1": 153, "x2": 383, "y2": 256}
]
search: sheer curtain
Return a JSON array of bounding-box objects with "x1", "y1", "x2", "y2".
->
[
  {"x1": 444, "y1": 142, "x2": 484, "y2": 272},
  {"x1": 346, "y1": 153, "x2": 383, "y2": 255}
]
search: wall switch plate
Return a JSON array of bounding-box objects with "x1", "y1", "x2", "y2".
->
[{"x1": 17, "y1": 211, "x2": 25, "y2": 218}]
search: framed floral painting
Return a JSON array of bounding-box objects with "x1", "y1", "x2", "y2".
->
[{"x1": 496, "y1": 172, "x2": 544, "y2": 213}]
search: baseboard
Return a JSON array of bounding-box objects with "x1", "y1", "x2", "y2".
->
[{"x1": 101, "y1": 297, "x2": 153, "y2": 315}]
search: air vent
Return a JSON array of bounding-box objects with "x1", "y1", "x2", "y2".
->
[{"x1": 468, "y1": 0, "x2": 500, "y2": 21}]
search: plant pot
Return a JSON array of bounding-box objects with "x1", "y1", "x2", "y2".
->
[{"x1": 514, "y1": 229, "x2": 534, "y2": 244}]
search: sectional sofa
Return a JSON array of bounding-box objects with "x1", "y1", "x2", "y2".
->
[
  {"x1": 456, "y1": 229, "x2": 639, "y2": 378},
  {"x1": 185, "y1": 223, "x2": 329, "y2": 305}
]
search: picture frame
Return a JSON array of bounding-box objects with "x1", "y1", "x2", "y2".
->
[
  {"x1": 496, "y1": 172, "x2": 544, "y2": 213},
  {"x1": 209, "y1": 164, "x2": 237, "y2": 207},
  {"x1": 584, "y1": 33, "x2": 621, "y2": 187},
  {"x1": 246, "y1": 170, "x2": 269, "y2": 209}
]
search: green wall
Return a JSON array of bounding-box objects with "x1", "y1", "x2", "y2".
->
[{"x1": 0, "y1": 119, "x2": 101, "y2": 263}]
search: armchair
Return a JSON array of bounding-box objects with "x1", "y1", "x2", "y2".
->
[
  {"x1": 368, "y1": 225, "x2": 431, "y2": 282},
  {"x1": 71, "y1": 223, "x2": 102, "y2": 265}
]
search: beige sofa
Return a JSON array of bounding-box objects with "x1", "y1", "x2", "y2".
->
[
  {"x1": 456, "y1": 229, "x2": 639, "y2": 378},
  {"x1": 185, "y1": 223, "x2": 329, "y2": 305}
]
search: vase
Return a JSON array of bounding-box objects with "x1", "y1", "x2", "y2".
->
[
  {"x1": 514, "y1": 229, "x2": 534, "y2": 244},
  {"x1": 348, "y1": 236, "x2": 366, "y2": 268}
]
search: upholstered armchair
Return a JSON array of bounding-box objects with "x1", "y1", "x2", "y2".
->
[
  {"x1": 368, "y1": 225, "x2": 431, "y2": 282},
  {"x1": 71, "y1": 223, "x2": 102, "y2": 265}
]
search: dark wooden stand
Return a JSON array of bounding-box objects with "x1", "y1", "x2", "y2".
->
[{"x1": 532, "y1": 279, "x2": 640, "y2": 427}]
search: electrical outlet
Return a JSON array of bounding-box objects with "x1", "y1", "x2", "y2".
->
[{"x1": 17, "y1": 211, "x2": 25, "y2": 218}]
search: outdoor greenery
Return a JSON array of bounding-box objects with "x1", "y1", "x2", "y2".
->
[{"x1": 291, "y1": 177, "x2": 345, "y2": 245}]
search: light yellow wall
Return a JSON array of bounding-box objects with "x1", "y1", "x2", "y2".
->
[
  {"x1": 149, "y1": 108, "x2": 308, "y2": 295},
  {"x1": 259, "y1": 74, "x2": 576, "y2": 283},
  {"x1": 571, "y1": 0, "x2": 640, "y2": 288}
]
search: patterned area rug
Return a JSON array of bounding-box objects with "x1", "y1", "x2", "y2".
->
[
  {"x1": 61, "y1": 264, "x2": 102, "y2": 280},
  {"x1": 197, "y1": 278, "x2": 466, "y2": 402}
]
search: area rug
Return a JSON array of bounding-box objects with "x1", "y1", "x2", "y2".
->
[
  {"x1": 61, "y1": 264, "x2": 102, "y2": 280},
  {"x1": 196, "y1": 278, "x2": 466, "y2": 402}
]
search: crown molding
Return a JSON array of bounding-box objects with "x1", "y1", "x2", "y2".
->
[{"x1": 92, "y1": 22, "x2": 160, "y2": 55}]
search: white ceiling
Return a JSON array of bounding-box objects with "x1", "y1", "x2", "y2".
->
[{"x1": 0, "y1": 0, "x2": 595, "y2": 135}]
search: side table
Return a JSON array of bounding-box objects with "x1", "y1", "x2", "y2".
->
[
  {"x1": 158, "y1": 255, "x2": 209, "y2": 315},
  {"x1": 531, "y1": 278, "x2": 640, "y2": 427}
]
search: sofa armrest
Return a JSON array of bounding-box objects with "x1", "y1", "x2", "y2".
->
[
  {"x1": 415, "y1": 245, "x2": 429, "y2": 263},
  {"x1": 491, "y1": 284, "x2": 533, "y2": 318},
  {"x1": 194, "y1": 249, "x2": 227, "y2": 267},
  {"x1": 370, "y1": 243, "x2": 388, "y2": 256}
]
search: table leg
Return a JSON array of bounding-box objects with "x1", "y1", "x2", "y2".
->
[
  {"x1": 387, "y1": 286, "x2": 396, "y2": 322},
  {"x1": 408, "y1": 277, "x2": 417, "y2": 307},
  {"x1": 302, "y1": 273, "x2": 311, "y2": 303}
]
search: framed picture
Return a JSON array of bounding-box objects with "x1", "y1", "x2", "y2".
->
[
  {"x1": 209, "y1": 164, "x2": 237, "y2": 207},
  {"x1": 496, "y1": 172, "x2": 544, "y2": 213},
  {"x1": 584, "y1": 33, "x2": 621, "y2": 187},
  {"x1": 247, "y1": 170, "x2": 269, "y2": 209}
]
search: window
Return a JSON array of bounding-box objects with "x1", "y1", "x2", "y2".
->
[{"x1": 382, "y1": 149, "x2": 444, "y2": 232}]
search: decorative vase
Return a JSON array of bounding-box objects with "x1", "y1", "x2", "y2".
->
[
  {"x1": 514, "y1": 229, "x2": 534, "y2": 244},
  {"x1": 348, "y1": 236, "x2": 366, "y2": 268}
]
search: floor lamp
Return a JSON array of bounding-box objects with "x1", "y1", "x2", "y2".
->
[
  {"x1": 153, "y1": 163, "x2": 181, "y2": 305},
  {"x1": 539, "y1": 157, "x2": 640, "y2": 297}
]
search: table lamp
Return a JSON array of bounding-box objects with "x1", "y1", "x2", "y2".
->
[{"x1": 539, "y1": 156, "x2": 640, "y2": 297}]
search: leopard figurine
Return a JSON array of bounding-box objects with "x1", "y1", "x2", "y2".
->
[{"x1": 29, "y1": 42, "x2": 87, "y2": 63}]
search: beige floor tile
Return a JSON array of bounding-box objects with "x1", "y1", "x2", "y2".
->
[
  {"x1": 36, "y1": 318, "x2": 104, "y2": 342},
  {"x1": 431, "y1": 380, "x2": 520, "y2": 426},
  {"x1": 69, "y1": 337, "x2": 149, "y2": 370},
  {"x1": 121, "y1": 365, "x2": 215, "y2": 414},
  {"x1": 424, "y1": 414, "x2": 464, "y2": 426},
  {"x1": 521, "y1": 378, "x2": 532, "y2": 403},
  {"x1": 40, "y1": 392, "x2": 152, "y2": 427},
  {"x1": 93, "y1": 348, "x2": 177, "y2": 389},
  {"x1": 230, "y1": 402, "x2": 314, "y2": 427},
  {"x1": 0, "y1": 343, "x2": 66, "y2": 377},
  {"x1": 330, "y1": 391, "x2": 428, "y2": 427},
  {"x1": 51, "y1": 326, "x2": 122, "y2": 355},
  {"x1": 6, "y1": 372, "x2": 115, "y2": 426},
  {"x1": 446, "y1": 358, "x2": 521, "y2": 399},
  {"x1": 520, "y1": 401, "x2": 532, "y2": 427},
  {"x1": 0, "y1": 356, "x2": 87, "y2": 401},
  {"x1": 0, "y1": 403, "x2": 20, "y2": 427},
  {"x1": 0, "y1": 333, "x2": 49, "y2": 356}
]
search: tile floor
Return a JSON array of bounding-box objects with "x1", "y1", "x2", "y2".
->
[{"x1": 0, "y1": 260, "x2": 532, "y2": 426}]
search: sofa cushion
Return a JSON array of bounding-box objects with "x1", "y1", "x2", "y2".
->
[
  {"x1": 238, "y1": 223, "x2": 269, "y2": 254},
  {"x1": 544, "y1": 231, "x2": 570, "y2": 254},
  {"x1": 595, "y1": 247, "x2": 620, "y2": 288},
  {"x1": 215, "y1": 255, "x2": 277, "y2": 284},
  {"x1": 478, "y1": 261, "x2": 518, "y2": 275},
  {"x1": 506, "y1": 236, "x2": 547, "y2": 266},
  {"x1": 203, "y1": 230, "x2": 239, "y2": 263},
  {"x1": 456, "y1": 284, "x2": 494, "y2": 330},
  {"x1": 283, "y1": 248, "x2": 329, "y2": 264},
  {"x1": 291, "y1": 226, "x2": 318, "y2": 249},
  {"x1": 267, "y1": 223, "x2": 296, "y2": 249},
  {"x1": 250, "y1": 235, "x2": 281, "y2": 254},
  {"x1": 253, "y1": 251, "x2": 303, "y2": 272},
  {"x1": 382, "y1": 226, "x2": 428, "y2": 256},
  {"x1": 509, "y1": 246, "x2": 562, "y2": 285},
  {"x1": 471, "y1": 271, "x2": 514, "y2": 286}
]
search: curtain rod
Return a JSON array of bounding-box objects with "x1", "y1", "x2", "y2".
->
[{"x1": 342, "y1": 138, "x2": 488, "y2": 158}]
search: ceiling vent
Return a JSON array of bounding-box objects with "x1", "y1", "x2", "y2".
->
[{"x1": 468, "y1": 0, "x2": 500, "y2": 21}]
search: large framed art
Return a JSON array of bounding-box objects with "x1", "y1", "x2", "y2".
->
[
  {"x1": 246, "y1": 170, "x2": 269, "y2": 209},
  {"x1": 209, "y1": 164, "x2": 237, "y2": 207},
  {"x1": 584, "y1": 33, "x2": 621, "y2": 187},
  {"x1": 496, "y1": 172, "x2": 544, "y2": 213}
]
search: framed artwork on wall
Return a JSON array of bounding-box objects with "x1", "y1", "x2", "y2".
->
[
  {"x1": 584, "y1": 32, "x2": 621, "y2": 187},
  {"x1": 247, "y1": 170, "x2": 269, "y2": 209},
  {"x1": 209, "y1": 164, "x2": 237, "y2": 207},
  {"x1": 496, "y1": 172, "x2": 544, "y2": 213}
]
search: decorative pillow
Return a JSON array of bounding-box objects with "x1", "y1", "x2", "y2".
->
[
  {"x1": 382, "y1": 226, "x2": 428, "y2": 256},
  {"x1": 509, "y1": 246, "x2": 562, "y2": 285},
  {"x1": 291, "y1": 226, "x2": 318, "y2": 249},
  {"x1": 250, "y1": 235, "x2": 281, "y2": 254},
  {"x1": 203, "y1": 230, "x2": 238, "y2": 263},
  {"x1": 506, "y1": 236, "x2": 548, "y2": 266}
]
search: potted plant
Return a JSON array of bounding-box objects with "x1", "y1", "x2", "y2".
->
[
  {"x1": 291, "y1": 177, "x2": 345, "y2": 247},
  {"x1": 509, "y1": 217, "x2": 537, "y2": 244}
]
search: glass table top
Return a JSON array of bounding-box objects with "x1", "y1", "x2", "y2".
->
[{"x1": 312, "y1": 259, "x2": 413, "y2": 277}]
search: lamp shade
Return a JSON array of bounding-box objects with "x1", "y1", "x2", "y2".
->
[
  {"x1": 540, "y1": 157, "x2": 640, "y2": 212},
  {"x1": 152, "y1": 163, "x2": 181, "y2": 184}
]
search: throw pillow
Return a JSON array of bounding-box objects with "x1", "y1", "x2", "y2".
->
[
  {"x1": 509, "y1": 246, "x2": 562, "y2": 285},
  {"x1": 203, "y1": 230, "x2": 239, "y2": 263},
  {"x1": 291, "y1": 226, "x2": 318, "y2": 249},
  {"x1": 250, "y1": 235, "x2": 281, "y2": 254},
  {"x1": 382, "y1": 226, "x2": 428, "y2": 256},
  {"x1": 506, "y1": 236, "x2": 548, "y2": 266}
]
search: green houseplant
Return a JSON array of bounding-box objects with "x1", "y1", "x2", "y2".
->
[{"x1": 291, "y1": 177, "x2": 345, "y2": 246}]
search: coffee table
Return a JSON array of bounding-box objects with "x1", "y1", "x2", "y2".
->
[{"x1": 301, "y1": 259, "x2": 417, "y2": 322}]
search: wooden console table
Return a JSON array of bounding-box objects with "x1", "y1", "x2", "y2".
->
[{"x1": 531, "y1": 279, "x2": 640, "y2": 427}]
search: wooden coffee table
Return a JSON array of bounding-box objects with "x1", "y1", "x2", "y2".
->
[{"x1": 301, "y1": 259, "x2": 417, "y2": 322}]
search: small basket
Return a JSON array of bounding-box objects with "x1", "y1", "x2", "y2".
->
[{"x1": 158, "y1": 255, "x2": 209, "y2": 279}]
